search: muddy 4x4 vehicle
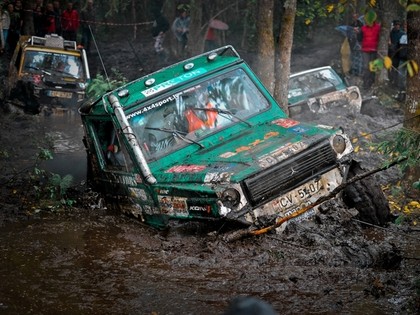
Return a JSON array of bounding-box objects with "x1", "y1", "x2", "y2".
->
[
  {"x1": 5, "y1": 34, "x2": 90, "y2": 113},
  {"x1": 288, "y1": 66, "x2": 362, "y2": 116},
  {"x1": 80, "y1": 46, "x2": 389, "y2": 230}
]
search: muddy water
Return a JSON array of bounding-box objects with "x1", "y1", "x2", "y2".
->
[
  {"x1": 0, "y1": 208, "x2": 419, "y2": 314},
  {"x1": 36, "y1": 111, "x2": 87, "y2": 183},
  {"x1": 0, "y1": 214, "x2": 236, "y2": 314}
]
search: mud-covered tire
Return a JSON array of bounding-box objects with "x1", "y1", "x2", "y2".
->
[{"x1": 342, "y1": 160, "x2": 391, "y2": 226}]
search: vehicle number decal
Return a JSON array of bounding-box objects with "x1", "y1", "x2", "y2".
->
[
  {"x1": 166, "y1": 165, "x2": 206, "y2": 173},
  {"x1": 158, "y1": 195, "x2": 188, "y2": 215},
  {"x1": 142, "y1": 68, "x2": 207, "y2": 97},
  {"x1": 290, "y1": 126, "x2": 310, "y2": 134},
  {"x1": 219, "y1": 132, "x2": 279, "y2": 158},
  {"x1": 258, "y1": 141, "x2": 308, "y2": 168},
  {"x1": 272, "y1": 118, "x2": 300, "y2": 128}
]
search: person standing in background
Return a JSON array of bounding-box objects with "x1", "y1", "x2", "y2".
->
[
  {"x1": 61, "y1": 2, "x2": 79, "y2": 41},
  {"x1": 204, "y1": 26, "x2": 217, "y2": 52},
  {"x1": 349, "y1": 13, "x2": 363, "y2": 76},
  {"x1": 33, "y1": 4, "x2": 44, "y2": 36},
  {"x1": 172, "y1": 8, "x2": 190, "y2": 58},
  {"x1": 80, "y1": 0, "x2": 95, "y2": 53},
  {"x1": 357, "y1": 10, "x2": 381, "y2": 90},
  {"x1": 7, "y1": 3, "x2": 21, "y2": 54},
  {"x1": 44, "y1": 2, "x2": 56, "y2": 35},
  {"x1": 1, "y1": 3, "x2": 10, "y2": 54},
  {"x1": 388, "y1": 20, "x2": 404, "y2": 86},
  {"x1": 151, "y1": 9, "x2": 169, "y2": 62},
  {"x1": 53, "y1": 0, "x2": 62, "y2": 35}
]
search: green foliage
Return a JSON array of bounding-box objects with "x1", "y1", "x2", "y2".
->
[
  {"x1": 86, "y1": 68, "x2": 127, "y2": 99},
  {"x1": 294, "y1": 0, "x2": 338, "y2": 43},
  {"x1": 49, "y1": 174, "x2": 74, "y2": 198},
  {"x1": 37, "y1": 148, "x2": 54, "y2": 161},
  {"x1": 394, "y1": 214, "x2": 406, "y2": 225},
  {"x1": 105, "y1": 0, "x2": 131, "y2": 18},
  {"x1": 31, "y1": 148, "x2": 76, "y2": 207},
  {"x1": 374, "y1": 128, "x2": 420, "y2": 171},
  {"x1": 364, "y1": 9, "x2": 377, "y2": 26},
  {"x1": 406, "y1": 4, "x2": 420, "y2": 11},
  {"x1": 296, "y1": 0, "x2": 328, "y2": 21},
  {"x1": 0, "y1": 149, "x2": 9, "y2": 158}
]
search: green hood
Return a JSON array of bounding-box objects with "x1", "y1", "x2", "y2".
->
[{"x1": 151, "y1": 119, "x2": 334, "y2": 184}]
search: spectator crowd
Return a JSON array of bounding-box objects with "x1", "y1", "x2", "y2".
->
[{"x1": 1, "y1": 0, "x2": 95, "y2": 55}]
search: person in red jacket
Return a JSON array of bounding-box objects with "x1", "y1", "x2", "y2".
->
[
  {"x1": 61, "y1": 2, "x2": 79, "y2": 41},
  {"x1": 357, "y1": 10, "x2": 381, "y2": 90},
  {"x1": 44, "y1": 3, "x2": 56, "y2": 35}
]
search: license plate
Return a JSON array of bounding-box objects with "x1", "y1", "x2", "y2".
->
[
  {"x1": 49, "y1": 90, "x2": 72, "y2": 98},
  {"x1": 276, "y1": 179, "x2": 322, "y2": 211},
  {"x1": 251, "y1": 168, "x2": 343, "y2": 221}
]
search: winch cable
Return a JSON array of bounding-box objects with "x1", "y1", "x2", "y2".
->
[
  {"x1": 89, "y1": 25, "x2": 111, "y2": 89},
  {"x1": 351, "y1": 218, "x2": 420, "y2": 242},
  {"x1": 223, "y1": 157, "x2": 407, "y2": 242}
]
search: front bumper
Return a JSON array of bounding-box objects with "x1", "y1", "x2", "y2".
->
[{"x1": 242, "y1": 167, "x2": 345, "y2": 226}]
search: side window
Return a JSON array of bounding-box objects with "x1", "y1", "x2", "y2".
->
[{"x1": 91, "y1": 120, "x2": 133, "y2": 172}]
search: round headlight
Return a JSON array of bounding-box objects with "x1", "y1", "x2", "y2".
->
[
  {"x1": 332, "y1": 135, "x2": 346, "y2": 154},
  {"x1": 349, "y1": 91, "x2": 360, "y2": 100},
  {"x1": 221, "y1": 188, "x2": 240, "y2": 208}
]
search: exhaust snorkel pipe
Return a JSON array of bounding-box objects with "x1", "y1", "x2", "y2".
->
[{"x1": 108, "y1": 94, "x2": 157, "y2": 185}]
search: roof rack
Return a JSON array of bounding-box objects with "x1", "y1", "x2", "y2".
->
[{"x1": 29, "y1": 34, "x2": 77, "y2": 50}]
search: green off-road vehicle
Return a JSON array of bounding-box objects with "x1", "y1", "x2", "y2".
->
[{"x1": 79, "y1": 46, "x2": 389, "y2": 231}]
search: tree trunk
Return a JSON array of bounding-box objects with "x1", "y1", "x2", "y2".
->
[
  {"x1": 162, "y1": 0, "x2": 176, "y2": 58},
  {"x1": 376, "y1": 0, "x2": 404, "y2": 85},
  {"x1": 132, "y1": 0, "x2": 137, "y2": 40},
  {"x1": 188, "y1": 0, "x2": 203, "y2": 57},
  {"x1": 274, "y1": 0, "x2": 297, "y2": 115},
  {"x1": 403, "y1": 7, "x2": 420, "y2": 184},
  {"x1": 255, "y1": 0, "x2": 275, "y2": 94}
]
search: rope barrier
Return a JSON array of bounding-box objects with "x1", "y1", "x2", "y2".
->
[{"x1": 20, "y1": 8, "x2": 154, "y2": 27}]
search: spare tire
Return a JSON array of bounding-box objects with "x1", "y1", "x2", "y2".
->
[{"x1": 342, "y1": 160, "x2": 391, "y2": 226}]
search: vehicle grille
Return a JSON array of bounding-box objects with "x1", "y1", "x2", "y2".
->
[
  {"x1": 243, "y1": 139, "x2": 336, "y2": 207},
  {"x1": 44, "y1": 81, "x2": 79, "y2": 89}
]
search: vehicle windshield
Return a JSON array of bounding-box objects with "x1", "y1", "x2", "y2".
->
[
  {"x1": 22, "y1": 50, "x2": 84, "y2": 78},
  {"x1": 288, "y1": 68, "x2": 342, "y2": 101},
  {"x1": 128, "y1": 68, "x2": 270, "y2": 159}
]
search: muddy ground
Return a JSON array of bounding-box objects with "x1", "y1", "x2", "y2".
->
[{"x1": 0, "y1": 27, "x2": 419, "y2": 315}]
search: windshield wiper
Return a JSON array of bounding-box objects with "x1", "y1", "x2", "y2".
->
[
  {"x1": 24, "y1": 65, "x2": 51, "y2": 76},
  {"x1": 52, "y1": 68, "x2": 78, "y2": 78},
  {"x1": 191, "y1": 107, "x2": 252, "y2": 127},
  {"x1": 145, "y1": 127, "x2": 204, "y2": 148}
]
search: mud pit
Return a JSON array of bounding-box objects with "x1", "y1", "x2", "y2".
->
[{"x1": 1, "y1": 29, "x2": 419, "y2": 314}]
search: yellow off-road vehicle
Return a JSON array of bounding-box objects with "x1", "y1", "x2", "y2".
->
[{"x1": 5, "y1": 34, "x2": 90, "y2": 113}]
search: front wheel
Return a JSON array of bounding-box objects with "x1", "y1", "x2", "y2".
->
[{"x1": 342, "y1": 160, "x2": 391, "y2": 226}]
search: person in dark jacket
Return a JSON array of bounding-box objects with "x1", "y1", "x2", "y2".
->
[
  {"x1": 44, "y1": 3, "x2": 56, "y2": 35},
  {"x1": 80, "y1": 0, "x2": 95, "y2": 53},
  {"x1": 388, "y1": 20, "x2": 404, "y2": 85},
  {"x1": 152, "y1": 9, "x2": 169, "y2": 62}
]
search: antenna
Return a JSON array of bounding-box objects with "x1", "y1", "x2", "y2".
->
[{"x1": 89, "y1": 25, "x2": 111, "y2": 89}]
